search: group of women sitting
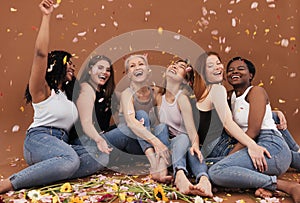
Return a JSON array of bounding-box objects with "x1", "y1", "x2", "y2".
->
[{"x1": 1, "y1": 0, "x2": 299, "y2": 202}]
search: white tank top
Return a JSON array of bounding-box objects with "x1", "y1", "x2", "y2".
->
[
  {"x1": 159, "y1": 90, "x2": 187, "y2": 136},
  {"x1": 28, "y1": 89, "x2": 78, "y2": 132},
  {"x1": 231, "y1": 86, "x2": 277, "y2": 132}
]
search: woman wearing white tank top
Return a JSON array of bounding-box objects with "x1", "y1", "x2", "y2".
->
[{"x1": 208, "y1": 56, "x2": 300, "y2": 202}]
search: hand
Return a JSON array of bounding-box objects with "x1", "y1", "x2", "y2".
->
[
  {"x1": 39, "y1": 0, "x2": 54, "y2": 15},
  {"x1": 248, "y1": 144, "x2": 271, "y2": 172},
  {"x1": 190, "y1": 144, "x2": 203, "y2": 163},
  {"x1": 95, "y1": 138, "x2": 113, "y2": 154},
  {"x1": 275, "y1": 111, "x2": 287, "y2": 130},
  {"x1": 153, "y1": 142, "x2": 170, "y2": 165}
]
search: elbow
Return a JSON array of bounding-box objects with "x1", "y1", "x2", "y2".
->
[
  {"x1": 35, "y1": 49, "x2": 47, "y2": 58},
  {"x1": 126, "y1": 122, "x2": 136, "y2": 131}
]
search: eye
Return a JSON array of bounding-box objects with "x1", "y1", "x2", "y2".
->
[
  {"x1": 207, "y1": 64, "x2": 214, "y2": 68},
  {"x1": 227, "y1": 67, "x2": 234, "y2": 72}
]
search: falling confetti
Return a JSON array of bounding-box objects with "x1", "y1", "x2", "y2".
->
[
  {"x1": 225, "y1": 46, "x2": 232, "y2": 53},
  {"x1": 281, "y1": 39, "x2": 289, "y2": 47},
  {"x1": 278, "y1": 99, "x2": 286, "y2": 104},
  {"x1": 158, "y1": 27, "x2": 163, "y2": 35},
  {"x1": 77, "y1": 31, "x2": 87, "y2": 37},
  {"x1": 10, "y1": 7, "x2": 17, "y2": 12},
  {"x1": 113, "y1": 21, "x2": 118, "y2": 28},
  {"x1": 12, "y1": 125, "x2": 20, "y2": 133},
  {"x1": 56, "y1": 14, "x2": 64, "y2": 19},
  {"x1": 173, "y1": 34, "x2": 181, "y2": 40},
  {"x1": 251, "y1": 2, "x2": 259, "y2": 9},
  {"x1": 232, "y1": 18, "x2": 237, "y2": 27},
  {"x1": 72, "y1": 37, "x2": 78, "y2": 43},
  {"x1": 293, "y1": 108, "x2": 299, "y2": 116}
]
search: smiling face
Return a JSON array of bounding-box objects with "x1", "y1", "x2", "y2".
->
[
  {"x1": 65, "y1": 59, "x2": 75, "y2": 81},
  {"x1": 205, "y1": 55, "x2": 224, "y2": 84},
  {"x1": 126, "y1": 56, "x2": 149, "y2": 83},
  {"x1": 226, "y1": 60, "x2": 252, "y2": 86},
  {"x1": 166, "y1": 61, "x2": 188, "y2": 82},
  {"x1": 89, "y1": 59, "x2": 111, "y2": 89}
]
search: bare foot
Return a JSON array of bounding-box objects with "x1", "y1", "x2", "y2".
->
[
  {"x1": 0, "y1": 179, "x2": 13, "y2": 194},
  {"x1": 150, "y1": 158, "x2": 172, "y2": 184},
  {"x1": 192, "y1": 176, "x2": 213, "y2": 197},
  {"x1": 290, "y1": 185, "x2": 300, "y2": 203},
  {"x1": 254, "y1": 188, "x2": 273, "y2": 198},
  {"x1": 175, "y1": 170, "x2": 206, "y2": 196}
]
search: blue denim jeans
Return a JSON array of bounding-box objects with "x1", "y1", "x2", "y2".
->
[
  {"x1": 272, "y1": 112, "x2": 300, "y2": 170},
  {"x1": 102, "y1": 110, "x2": 170, "y2": 169},
  {"x1": 208, "y1": 130, "x2": 291, "y2": 191},
  {"x1": 10, "y1": 126, "x2": 81, "y2": 190},
  {"x1": 170, "y1": 134, "x2": 208, "y2": 182},
  {"x1": 205, "y1": 131, "x2": 237, "y2": 166},
  {"x1": 272, "y1": 112, "x2": 299, "y2": 151},
  {"x1": 70, "y1": 135, "x2": 109, "y2": 179}
]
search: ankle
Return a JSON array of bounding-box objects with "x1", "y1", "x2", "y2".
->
[{"x1": 0, "y1": 179, "x2": 13, "y2": 194}]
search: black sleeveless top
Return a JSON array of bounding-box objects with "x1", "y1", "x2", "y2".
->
[
  {"x1": 93, "y1": 89, "x2": 112, "y2": 132},
  {"x1": 197, "y1": 109, "x2": 223, "y2": 147}
]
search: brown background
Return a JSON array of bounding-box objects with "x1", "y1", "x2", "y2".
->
[{"x1": 0, "y1": 0, "x2": 299, "y2": 179}]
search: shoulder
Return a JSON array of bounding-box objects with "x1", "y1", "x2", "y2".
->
[
  {"x1": 248, "y1": 86, "x2": 268, "y2": 100},
  {"x1": 120, "y1": 88, "x2": 133, "y2": 102},
  {"x1": 248, "y1": 86, "x2": 267, "y2": 96},
  {"x1": 78, "y1": 82, "x2": 96, "y2": 99},
  {"x1": 210, "y1": 84, "x2": 227, "y2": 97},
  {"x1": 80, "y1": 82, "x2": 94, "y2": 92},
  {"x1": 177, "y1": 92, "x2": 191, "y2": 108}
]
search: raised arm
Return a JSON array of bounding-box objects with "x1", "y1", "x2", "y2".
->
[
  {"x1": 76, "y1": 83, "x2": 112, "y2": 154},
  {"x1": 29, "y1": 0, "x2": 54, "y2": 103},
  {"x1": 210, "y1": 84, "x2": 271, "y2": 172}
]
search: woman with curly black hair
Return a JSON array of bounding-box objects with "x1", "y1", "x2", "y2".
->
[{"x1": 0, "y1": 0, "x2": 80, "y2": 193}]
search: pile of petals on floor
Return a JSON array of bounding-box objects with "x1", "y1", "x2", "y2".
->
[{"x1": 0, "y1": 173, "x2": 284, "y2": 203}]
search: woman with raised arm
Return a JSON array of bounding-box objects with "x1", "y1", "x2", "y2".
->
[{"x1": 0, "y1": 0, "x2": 79, "y2": 193}]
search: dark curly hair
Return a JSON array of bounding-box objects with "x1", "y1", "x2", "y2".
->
[{"x1": 25, "y1": 50, "x2": 73, "y2": 103}]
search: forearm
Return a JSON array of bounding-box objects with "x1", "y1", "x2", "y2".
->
[
  {"x1": 35, "y1": 15, "x2": 50, "y2": 56},
  {"x1": 224, "y1": 120, "x2": 257, "y2": 149},
  {"x1": 82, "y1": 122, "x2": 104, "y2": 143},
  {"x1": 127, "y1": 122, "x2": 161, "y2": 146}
]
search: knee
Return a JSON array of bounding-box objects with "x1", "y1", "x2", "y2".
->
[
  {"x1": 59, "y1": 155, "x2": 80, "y2": 176},
  {"x1": 135, "y1": 110, "x2": 150, "y2": 127},
  {"x1": 177, "y1": 134, "x2": 190, "y2": 147}
]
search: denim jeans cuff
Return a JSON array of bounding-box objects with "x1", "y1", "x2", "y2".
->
[
  {"x1": 195, "y1": 172, "x2": 209, "y2": 183},
  {"x1": 9, "y1": 174, "x2": 17, "y2": 190},
  {"x1": 269, "y1": 175, "x2": 277, "y2": 191},
  {"x1": 173, "y1": 167, "x2": 188, "y2": 179}
]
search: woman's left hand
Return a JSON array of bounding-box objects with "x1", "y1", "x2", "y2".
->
[
  {"x1": 190, "y1": 144, "x2": 203, "y2": 163},
  {"x1": 248, "y1": 145, "x2": 271, "y2": 172}
]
